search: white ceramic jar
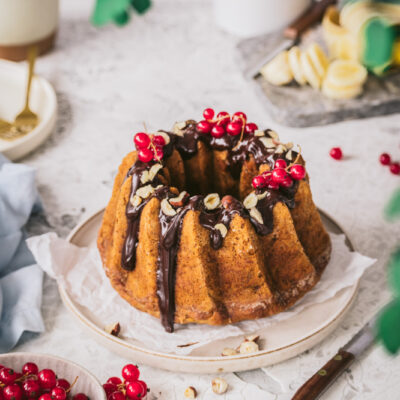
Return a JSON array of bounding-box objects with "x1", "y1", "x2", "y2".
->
[
  {"x1": 213, "y1": 0, "x2": 312, "y2": 37},
  {"x1": 0, "y1": 0, "x2": 59, "y2": 60}
]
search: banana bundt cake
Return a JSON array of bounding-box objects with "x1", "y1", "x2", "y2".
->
[{"x1": 98, "y1": 109, "x2": 331, "y2": 332}]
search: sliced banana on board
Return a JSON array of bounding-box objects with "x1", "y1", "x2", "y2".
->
[
  {"x1": 300, "y1": 51, "x2": 321, "y2": 89},
  {"x1": 322, "y1": 79, "x2": 363, "y2": 100},
  {"x1": 307, "y1": 43, "x2": 329, "y2": 79},
  {"x1": 260, "y1": 51, "x2": 293, "y2": 86},
  {"x1": 324, "y1": 59, "x2": 367, "y2": 87},
  {"x1": 288, "y1": 46, "x2": 306, "y2": 85}
]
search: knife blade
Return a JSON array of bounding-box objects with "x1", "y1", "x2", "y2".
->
[
  {"x1": 291, "y1": 315, "x2": 377, "y2": 400},
  {"x1": 246, "y1": 0, "x2": 337, "y2": 79}
]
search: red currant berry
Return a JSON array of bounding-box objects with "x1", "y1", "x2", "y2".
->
[
  {"x1": 107, "y1": 377, "x2": 122, "y2": 386},
  {"x1": 196, "y1": 120, "x2": 212, "y2": 134},
  {"x1": 122, "y1": 364, "x2": 140, "y2": 383},
  {"x1": 390, "y1": 162, "x2": 400, "y2": 175},
  {"x1": 216, "y1": 111, "x2": 230, "y2": 125},
  {"x1": 137, "y1": 380, "x2": 148, "y2": 397},
  {"x1": 134, "y1": 133, "x2": 150, "y2": 149},
  {"x1": 226, "y1": 121, "x2": 242, "y2": 136},
  {"x1": 152, "y1": 135, "x2": 165, "y2": 147},
  {"x1": 290, "y1": 164, "x2": 306, "y2": 180},
  {"x1": 3, "y1": 384, "x2": 22, "y2": 400},
  {"x1": 138, "y1": 148, "x2": 154, "y2": 163},
  {"x1": 23, "y1": 379, "x2": 41, "y2": 399},
  {"x1": 103, "y1": 383, "x2": 118, "y2": 397},
  {"x1": 39, "y1": 395, "x2": 52, "y2": 400},
  {"x1": 22, "y1": 362, "x2": 39, "y2": 376},
  {"x1": 38, "y1": 369, "x2": 56, "y2": 390},
  {"x1": 280, "y1": 176, "x2": 293, "y2": 188},
  {"x1": 329, "y1": 147, "x2": 342, "y2": 160},
  {"x1": 379, "y1": 153, "x2": 391, "y2": 166},
  {"x1": 252, "y1": 175, "x2": 267, "y2": 189},
  {"x1": 108, "y1": 392, "x2": 125, "y2": 400},
  {"x1": 271, "y1": 168, "x2": 287, "y2": 183},
  {"x1": 232, "y1": 111, "x2": 247, "y2": 124},
  {"x1": 203, "y1": 108, "x2": 215, "y2": 121},
  {"x1": 0, "y1": 369, "x2": 17, "y2": 384},
  {"x1": 72, "y1": 394, "x2": 89, "y2": 400},
  {"x1": 56, "y1": 379, "x2": 70, "y2": 391},
  {"x1": 268, "y1": 181, "x2": 280, "y2": 190},
  {"x1": 274, "y1": 159, "x2": 287, "y2": 169},
  {"x1": 244, "y1": 123, "x2": 258, "y2": 135},
  {"x1": 211, "y1": 125, "x2": 225, "y2": 138},
  {"x1": 126, "y1": 381, "x2": 144, "y2": 399},
  {"x1": 51, "y1": 387, "x2": 67, "y2": 400},
  {"x1": 154, "y1": 147, "x2": 164, "y2": 161}
]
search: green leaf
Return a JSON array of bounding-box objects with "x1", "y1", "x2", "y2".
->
[
  {"x1": 91, "y1": 0, "x2": 131, "y2": 26},
  {"x1": 385, "y1": 188, "x2": 400, "y2": 220},
  {"x1": 389, "y1": 249, "x2": 400, "y2": 297},
  {"x1": 131, "y1": 0, "x2": 151, "y2": 14},
  {"x1": 377, "y1": 300, "x2": 400, "y2": 354}
]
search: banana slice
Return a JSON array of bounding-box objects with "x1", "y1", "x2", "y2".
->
[
  {"x1": 260, "y1": 51, "x2": 293, "y2": 86},
  {"x1": 300, "y1": 51, "x2": 321, "y2": 89},
  {"x1": 324, "y1": 59, "x2": 367, "y2": 88},
  {"x1": 306, "y1": 43, "x2": 329, "y2": 79},
  {"x1": 322, "y1": 79, "x2": 362, "y2": 100},
  {"x1": 288, "y1": 46, "x2": 306, "y2": 85}
]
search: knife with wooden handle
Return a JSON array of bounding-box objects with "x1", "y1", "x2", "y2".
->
[
  {"x1": 249, "y1": 0, "x2": 337, "y2": 79},
  {"x1": 292, "y1": 316, "x2": 376, "y2": 400}
]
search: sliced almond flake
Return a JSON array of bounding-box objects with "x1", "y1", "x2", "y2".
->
[
  {"x1": 250, "y1": 207, "x2": 263, "y2": 225},
  {"x1": 161, "y1": 199, "x2": 177, "y2": 216},
  {"x1": 260, "y1": 137, "x2": 276, "y2": 149},
  {"x1": 254, "y1": 130, "x2": 265, "y2": 137},
  {"x1": 149, "y1": 163, "x2": 163, "y2": 180},
  {"x1": 286, "y1": 150, "x2": 293, "y2": 161},
  {"x1": 275, "y1": 144, "x2": 287, "y2": 154},
  {"x1": 156, "y1": 184, "x2": 164, "y2": 190},
  {"x1": 268, "y1": 130, "x2": 279, "y2": 140},
  {"x1": 257, "y1": 191, "x2": 268, "y2": 200},
  {"x1": 243, "y1": 192, "x2": 258, "y2": 209},
  {"x1": 140, "y1": 170, "x2": 150, "y2": 184},
  {"x1": 215, "y1": 223, "x2": 227, "y2": 238},
  {"x1": 285, "y1": 142, "x2": 294, "y2": 150},
  {"x1": 130, "y1": 195, "x2": 142, "y2": 207},
  {"x1": 245, "y1": 334, "x2": 260, "y2": 342},
  {"x1": 136, "y1": 185, "x2": 155, "y2": 199}
]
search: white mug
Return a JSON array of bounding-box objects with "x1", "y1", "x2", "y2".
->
[
  {"x1": 0, "y1": 0, "x2": 59, "y2": 60},
  {"x1": 213, "y1": 0, "x2": 312, "y2": 37}
]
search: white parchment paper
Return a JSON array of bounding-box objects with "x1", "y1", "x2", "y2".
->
[{"x1": 27, "y1": 233, "x2": 375, "y2": 355}]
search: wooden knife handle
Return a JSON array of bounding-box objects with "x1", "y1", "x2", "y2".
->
[
  {"x1": 284, "y1": 0, "x2": 337, "y2": 40},
  {"x1": 291, "y1": 349, "x2": 355, "y2": 400}
]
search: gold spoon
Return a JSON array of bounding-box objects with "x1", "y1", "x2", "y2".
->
[
  {"x1": 0, "y1": 119, "x2": 13, "y2": 137},
  {"x1": 13, "y1": 46, "x2": 39, "y2": 132}
]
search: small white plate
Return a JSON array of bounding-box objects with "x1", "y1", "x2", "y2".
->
[
  {"x1": 0, "y1": 352, "x2": 106, "y2": 399},
  {"x1": 0, "y1": 59, "x2": 57, "y2": 161},
  {"x1": 61, "y1": 208, "x2": 359, "y2": 374}
]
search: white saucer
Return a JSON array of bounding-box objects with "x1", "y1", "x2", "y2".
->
[
  {"x1": 0, "y1": 59, "x2": 57, "y2": 161},
  {"x1": 61, "y1": 208, "x2": 359, "y2": 374}
]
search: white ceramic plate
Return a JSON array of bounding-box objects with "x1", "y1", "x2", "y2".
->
[
  {"x1": 0, "y1": 59, "x2": 57, "y2": 161},
  {"x1": 0, "y1": 352, "x2": 106, "y2": 399},
  {"x1": 61, "y1": 208, "x2": 358, "y2": 374}
]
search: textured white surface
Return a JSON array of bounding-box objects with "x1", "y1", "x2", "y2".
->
[{"x1": 14, "y1": 0, "x2": 400, "y2": 398}]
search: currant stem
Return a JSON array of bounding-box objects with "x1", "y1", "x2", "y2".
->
[{"x1": 66, "y1": 376, "x2": 79, "y2": 393}]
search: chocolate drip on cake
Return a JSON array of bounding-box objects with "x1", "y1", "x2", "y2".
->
[{"x1": 121, "y1": 120, "x2": 302, "y2": 332}]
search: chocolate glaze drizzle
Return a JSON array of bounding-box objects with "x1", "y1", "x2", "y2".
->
[{"x1": 121, "y1": 122, "x2": 301, "y2": 332}]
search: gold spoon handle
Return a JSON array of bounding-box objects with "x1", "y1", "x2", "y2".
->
[{"x1": 24, "y1": 46, "x2": 38, "y2": 110}]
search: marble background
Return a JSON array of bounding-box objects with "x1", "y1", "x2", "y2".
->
[{"x1": 15, "y1": 0, "x2": 400, "y2": 398}]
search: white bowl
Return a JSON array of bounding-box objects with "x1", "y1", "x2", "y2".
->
[
  {"x1": 0, "y1": 59, "x2": 57, "y2": 161},
  {"x1": 213, "y1": 0, "x2": 312, "y2": 37},
  {"x1": 0, "y1": 352, "x2": 106, "y2": 399}
]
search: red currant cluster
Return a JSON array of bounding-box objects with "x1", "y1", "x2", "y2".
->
[
  {"x1": 102, "y1": 364, "x2": 148, "y2": 400},
  {"x1": 252, "y1": 159, "x2": 306, "y2": 190},
  {"x1": 380, "y1": 152, "x2": 400, "y2": 175},
  {"x1": 0, "y1": 362, "x2": 88, "y2": 400},
  {"x1": 134, "y1": 132, "x2": 166, "y2": 163},
  {"x1": 196, "y1": 108, "x2": 258, "y2": 139}
]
